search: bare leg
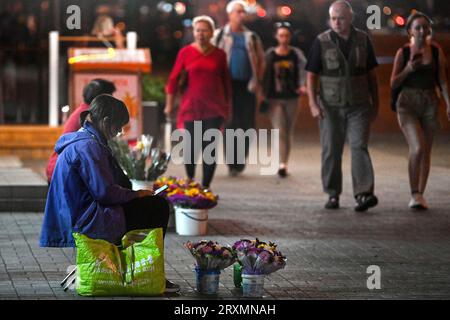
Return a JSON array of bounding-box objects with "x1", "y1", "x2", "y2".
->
[
  {"x1": 418, "y1": 124, "x2": 434, "y2": 195},
  {"x1": 399, "y1": 120, "x2": 425, "y2": 195}
]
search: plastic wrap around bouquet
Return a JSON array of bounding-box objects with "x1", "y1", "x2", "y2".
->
[
  {"x1": 232, "y1": 238, "x2": 287, "y2": 297},
  {"x1": 184, "y1": 240, "x2": 235, "y2": 295},
  {"x1": 154, "y1": 177, "x2": 219, "y2": 236},
  {"x1": 109, "y1": 135, "x2": 170, "y2": 189}
]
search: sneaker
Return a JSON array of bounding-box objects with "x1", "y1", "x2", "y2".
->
[
  {"x1": 165, "y1": 279, "x2": 180, "y2": 293},
  {"x1": 409, "y1": 193, "x2": 428, "y2": 210},
  {"x1": 277, "y1": 168, "x2": 288, "y2": 178},
  {"x1": 354, "y1": 194, "x2": 378, "y2": 212},
  {"x1": 325, "y1": 196, "x2": 340, "y2": 209}
]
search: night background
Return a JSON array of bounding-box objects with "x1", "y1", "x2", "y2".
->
[{"x1": 0, "y1": 0, "x2": 449, "y2": 124}]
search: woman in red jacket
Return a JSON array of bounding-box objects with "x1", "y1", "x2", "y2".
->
[
  {"x1": 165, "y1": 15, "x2": 232, "y2": 189},
  {"x1": 45, "y1": 79, "x2": 116, "y2": 183}
]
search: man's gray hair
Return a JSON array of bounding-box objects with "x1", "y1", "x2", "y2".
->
[
  {"x1": 192, "y1": 15, "x2": 216, "y2": 31},
  {"x1": 226, "y1": 0, "x2": 248, "y2": 14},
  {"x1": 329, "y1": 0, "x2": 354, "y2": 15}
]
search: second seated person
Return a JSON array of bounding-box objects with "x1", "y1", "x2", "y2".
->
[{"x1": 165, "y1": 15, "x2": 232, "y2": 189}]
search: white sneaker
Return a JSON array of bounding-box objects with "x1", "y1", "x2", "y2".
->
[{"x1": 409, "y1": 194, "x2": 427, "y2": 210}]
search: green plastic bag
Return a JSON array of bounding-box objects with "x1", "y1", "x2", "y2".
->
[{"x1": 73, "y1": 228, "x2": 165, "y2": 296}]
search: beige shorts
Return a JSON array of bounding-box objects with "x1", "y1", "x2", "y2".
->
[{"x1": 396, "y1": 87, "x2": 440, "y2": 130}]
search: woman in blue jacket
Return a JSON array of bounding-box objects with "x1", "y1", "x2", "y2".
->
[{"x1": 39, "y1": 94, "x2": 179, "y2": 291}]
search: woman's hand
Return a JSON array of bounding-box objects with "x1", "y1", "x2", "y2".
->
[
  {"x1": 137, "y1": 189, "x2": 153, "y2": 198},
  {"x1": 296, "y1": 86, "x2": 307, "y2": 96},
  {"x1": 406, "y1": 56, "x2": 422, "y2": 74},
  {"x1": 164, "y1": 103, "x2": 173, "y2": 119}
]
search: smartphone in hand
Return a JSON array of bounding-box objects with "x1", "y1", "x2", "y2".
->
[
  {"x1": 412, "y1": 53, "x2": 423, "y2": 61},
  {"x1": 153, "y1": 184, "x2": 168, "y2": 195}
]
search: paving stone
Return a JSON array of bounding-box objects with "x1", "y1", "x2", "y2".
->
[{"x1": 0, "y1": 135, "x2": 449, "y2": 299}]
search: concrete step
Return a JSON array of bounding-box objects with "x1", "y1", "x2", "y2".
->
[{"x1": 0, "y1": 166, "x2": 48, "y2": 212}]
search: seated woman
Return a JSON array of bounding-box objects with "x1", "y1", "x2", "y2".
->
[{"x1": 39, "y1": 94, "x2": 179, "y2": 292}]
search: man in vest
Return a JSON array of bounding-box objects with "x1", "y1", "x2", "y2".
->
[
  {"x1": 306, "y1": 0, "x2": 380, "y2": 211},
  {"x1": 212, "y1": 0, "x2": 265, "y2": 177}
]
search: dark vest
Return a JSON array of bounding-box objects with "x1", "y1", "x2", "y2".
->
[{"x1": 318, "y1": 28, "x2": 371, "y2": 107}]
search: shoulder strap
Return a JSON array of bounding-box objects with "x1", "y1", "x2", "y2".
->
[
  {"x1": 215, "y1": 28, "x2": 225, "y2": 47},
  {"x1": 250, "y1": 32, "x2": 258, "y2": 53},
  {"x1": 431, "y1": 45, "x2": 442, "y2": 90},
  {"x1": 402, "y1": 45, "x2": 410, "y2": 69}
]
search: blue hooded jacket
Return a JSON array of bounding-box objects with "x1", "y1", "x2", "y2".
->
[{"x1": 39, "y1": 121, "x2": 138, "y2": 247}]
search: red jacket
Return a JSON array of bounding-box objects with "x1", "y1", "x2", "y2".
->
[
  {"x1": 166, "y1": 45, "x2": 232, "y2": 129},
  {"x1": 46, "y1": 103, "x2": 90, "y2": 182}
]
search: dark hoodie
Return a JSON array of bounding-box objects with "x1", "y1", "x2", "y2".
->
[{"x1": 39, "y1": 121, "x2": 138, "y2": 247}]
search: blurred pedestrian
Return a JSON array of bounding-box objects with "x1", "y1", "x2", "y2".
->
[
  {"x1": 91, "y1": 14, "x2": 124, "y2": 48},
  {"x1": 306, "y1": 1, "x2": 380, "y2": 211},
  {"x1": 212, "y1": 0, "x2": 265, "y2": 177},
  {"x1": 45, "y1": 79, "x2": 116, "y2": 183},
  {"x1": 165, "y1": 15, "x2": 232, "y2": 189},
  {"x1": 390, "y1": 11, "x2": 450, "y2": 210},
  {"x1": 262, "y1": 22, "x2": 307, "y2": 178}
]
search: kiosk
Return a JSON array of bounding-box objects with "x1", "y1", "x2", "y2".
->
[{"x1": 68, "y1": 47, "x2": 152, "y2": 139}]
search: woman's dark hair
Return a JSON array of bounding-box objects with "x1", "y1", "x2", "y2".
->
[
  {"x1": 82, "y1": 79, "x2": 116, "y2": 104},
  {"x1": 405, "y1": 11, "x2": 433, "y2": 34},
  {"x1": 80, "y1": 94, "x2": 129, "y2": 128},
  {"x1": 274, "y1": 21, "x2": 292, "y2": 33}
]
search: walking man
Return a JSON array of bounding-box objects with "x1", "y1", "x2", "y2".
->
[
  {"x1": 213, "y1": 0, "x2": 265, "y2": 176},
  {"x1": 306, "y1": 0, "x2": 380, "y2": 211}
]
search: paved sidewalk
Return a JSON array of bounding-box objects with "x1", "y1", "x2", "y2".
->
[{"x1": 0, "y1": 134, "x2": 449, "y2": 300}]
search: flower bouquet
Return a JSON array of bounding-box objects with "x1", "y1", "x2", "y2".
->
[
  {"x1": 153, "y1": 176, "x2": 218, "y2": 210},
  {"x1": 109, "y1": 135, "x2": 170, "y2": 186},
  {"x1": 184, "y1": 240, "x2": 235, "y2": 294},
  {"x1": 232, "y1": 238, "x2": 287, "y2": 297}
]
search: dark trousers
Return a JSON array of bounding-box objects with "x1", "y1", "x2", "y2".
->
[
  {"x1": 225, "y1": 80, "x2": 256, "y2": 172},
  {"x1": 122, "y1": 196, "x2": 170, "y2": 238},
  {"x1": 319, "y1": 104, "x2": 374, "y2": 198},
  {"x1": 184, "y1": 117, "x2": 223, "y2": 188}
]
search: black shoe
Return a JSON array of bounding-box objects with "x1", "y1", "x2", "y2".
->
[
  {"x1": 325, "y1": 196, "x2": 340, "y2": 209},
  {"x1": 165, "y1": 279, "x2": 180, "y2": 293},
  {"x1": 354, "y1": 194, "x2": 378, "y2": 212},
  {"x1": 278, "y1": 168, "x2": 287, "y2": 178},
  {"x1": 229, "y1": 168, "x2": 239, "y2": 177}
]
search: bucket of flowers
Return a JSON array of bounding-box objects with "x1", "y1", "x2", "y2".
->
[
  {"x1": 109, "y1": 135, "x2": 170, "y2": 190},
  {"x1": 184, "y1": 240, "x2": 235, "y2": 295},
  {"x1": 153, "y1": 177, "x2": 218, "y2": 236},
  {"x1": 232, "y1": 238, "x2": 287, "y2": 297}
]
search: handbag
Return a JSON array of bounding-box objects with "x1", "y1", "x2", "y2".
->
[
  {"x1": 177, "y1": 68, "x2": 188, "y2": 94},
  {"x1": 391, "y1": 46, "x2": 410, "y2": 112},
  {"x1": 259, "y1": 99, "x2": 270, "y2": 114}
]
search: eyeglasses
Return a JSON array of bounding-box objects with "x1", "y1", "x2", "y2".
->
[{"x1": 274, "y1": 22, "x2": 292, "y2": 29}]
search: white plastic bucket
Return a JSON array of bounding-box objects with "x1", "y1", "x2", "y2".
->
[
  {"x1": 242, "y1": 274, "x2": 265, "y2": 297},
  {"x1": 174, "y1": 208, "x2": 208, "y2": 236},
  {"x1": 130, "y1": 179, "x2": 153, "y2": 191}
]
